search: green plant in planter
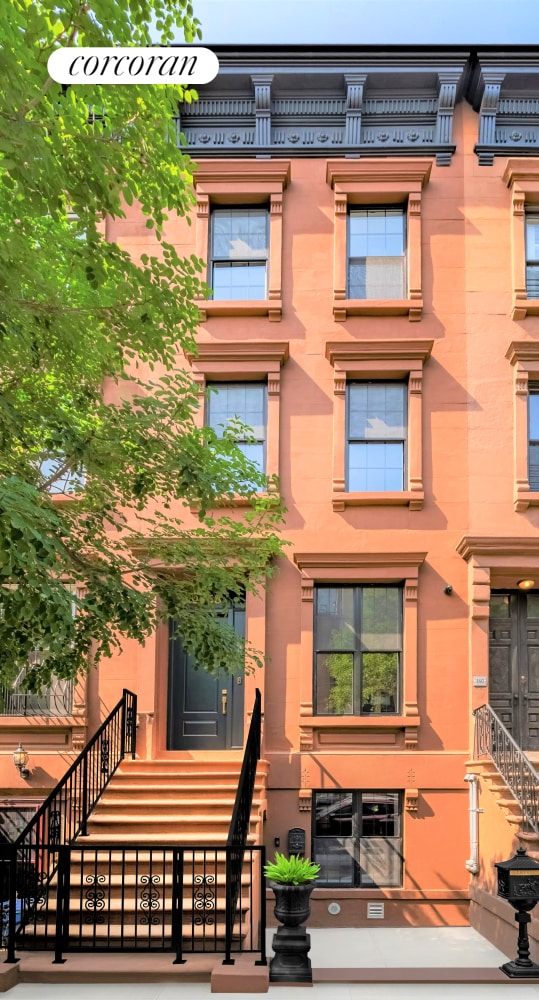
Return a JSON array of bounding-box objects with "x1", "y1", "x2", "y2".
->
[{"x1": 263, "y1": 852, "x2": 320, "y2": 885}]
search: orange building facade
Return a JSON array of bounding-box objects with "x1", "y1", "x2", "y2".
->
[{"x1": 4, "y1": 46, "x2": 539, "y2": 952}]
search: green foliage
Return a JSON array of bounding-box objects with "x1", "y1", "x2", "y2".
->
[
  {"x1": 0, "y1": 1, "x2": 286, "y2": 689},
  {"x1": 263, "y1": 853, "x2": 320, "y2": 885}
]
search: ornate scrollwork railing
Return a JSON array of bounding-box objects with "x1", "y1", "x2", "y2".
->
[
  {"x1": 473, "y1": 703, "x2": 539, "y2": 836},
  {"x1": 0, "y1": 689, "x2": 137, "y2": 963}
]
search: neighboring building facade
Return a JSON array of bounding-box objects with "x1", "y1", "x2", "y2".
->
[{"x1": 4, "y1": 46, "x2": 539, "y2": 951}]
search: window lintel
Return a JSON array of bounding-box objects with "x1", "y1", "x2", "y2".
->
[
  {"x1": 326, "y1": 340, "x2": 434, "y2": 373},
  {"x1": 326, "y1": 159, "x2": 433, "y2": 192}
]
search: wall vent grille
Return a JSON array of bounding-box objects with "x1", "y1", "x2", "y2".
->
[{"x1": 367, "y1": 902, "x2": 385, "y2": 919}]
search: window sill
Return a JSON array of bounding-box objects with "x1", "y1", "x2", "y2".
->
[
  {"x1": 197, "y1": 299, "x2": 282, "y2": 322},
  {"x1": 299, "y1": 714, "x2": 420, "y2": 750},
  {"x1": 512, "y1": 297, "x2": 539, "y2": 320},
  {"x1": 301, "y1": 715, "x2": 420, "y2": 729},
  {"x1": 515, "y1": 489, "x2": 539, "y2": 512},
  {"x1": 332, "y1": 490, "x2": 424, "y2": 512},
  {"x1": 333, "y1": 298, "x2": 423, "y2": 322}
]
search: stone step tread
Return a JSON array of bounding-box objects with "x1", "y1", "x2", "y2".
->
[
  {"x1": 88, "y1": 812, "x2": 253, "y2": 823},
  {"x1": 96, "y1": 797, "x2": 262, "y2": 808},
  {"x1": 76, "y1": 829, "x2": 260, "y2": 849}
]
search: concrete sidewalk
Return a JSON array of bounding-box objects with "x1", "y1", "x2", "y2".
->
[{"x1": 3, "y1": 925, "x2": 539, "y2": 997}]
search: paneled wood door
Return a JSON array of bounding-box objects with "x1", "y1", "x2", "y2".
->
[
  {"x1": 489, "y1": 591, "x2": 539, "y2": 751},
  {"x1": 167, "y1": 605, "x2": 245, "y2": 750}
]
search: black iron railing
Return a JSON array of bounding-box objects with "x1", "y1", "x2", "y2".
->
[
  {"x1": 0, "y1": 843, "x2": 266, "y2": 965},
  {"x1": 474, "y1": 703, "x2": 539, "y2": 836},
  {"x1": 225, "y1": 688, "x2": 263, "y2": 965},
  {"x1": 2, "y1": 689, "x2": 137, "y2": 961}
]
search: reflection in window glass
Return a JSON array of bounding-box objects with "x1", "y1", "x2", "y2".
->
[
  {"x1": 211, "y1": 209, "x2": 268, "y2": 301},
  {"x1": 207, "y1": 382, "x2": 267, "y2": 475},
  {"x1": 489, "y1": 594, "x2": 510, "y2": 618},
  {"x1": 313, "y1": 791, "x2": 402, "y2": 887},
  {"x1": 314, "y1": 585, "x2": 401, "y2": 716},
  {"x1": 526, "y1": 214, "x2": 539, "y2": 297},
  {"x1": 348, "y1": 209, "x2": 406, "y2": 299},
  {"x1": 347, "y1": 383, "x2": 406, "y2": 492}
]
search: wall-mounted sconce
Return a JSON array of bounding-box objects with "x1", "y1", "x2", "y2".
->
[
  {"x1": 517, "y1": 579, "x2": 535, "y2": 591},
  {"x1": 13, "y1": 742, "x2": 30, "y2": 779}
]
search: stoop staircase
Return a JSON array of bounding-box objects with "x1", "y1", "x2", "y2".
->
[
  {"x1": 83, "y1": 757, "x2": 268, "y2": 845},
  {"x1": 2, "y1": 689, "x2": 268, "y2": 963},
  {"x1": 466, "y1": 703, "x2": 539, "y2": 962}
]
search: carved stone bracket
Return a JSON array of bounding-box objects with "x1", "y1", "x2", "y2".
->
[
  {"x1": 252, "y1": 74, "x2": 273, "y2": 147},
  {"x1": 405, "y1": 788, "x2": 419, "y2": 812},
  {"x1": 435, "y1": 73, "x2": 459, "y2": 164},
  {"x1": 344, "y1": 73, "x2": 367, "y2": 146},
  {"x1": 298, "y1": 789, "x2": 312, "y2": 812},
  {"x1": 475, "y1": 71, "x2": 505, "y2": 164},
  {"x1": 299, "y1": 726, "x2": 314, "y2": 751},
  {"x1": 404, "y1": 727, "x2": 419, "y2": 750}
]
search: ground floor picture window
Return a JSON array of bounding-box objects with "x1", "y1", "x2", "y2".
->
[{"x1": 313, "y1": 790, "x2": 402, "y2": 887}]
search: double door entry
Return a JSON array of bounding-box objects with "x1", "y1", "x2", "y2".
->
[
  {"x1": 489, "y1": 591, "x2": 539, "y2": 751},
  {"x1": 167, "y1": 605, "x2": 245, "y2": 750}
]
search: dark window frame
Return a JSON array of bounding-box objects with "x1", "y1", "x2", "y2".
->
[
  {"x1": 313, "y1": 584, "x2": 403, "y2": 717},
  {"x1": 312, "y1": 789, "x2": 403, "y2": 888},
  {"x1": 345, "y1": 380, "x2": 408, "y2": 493}
]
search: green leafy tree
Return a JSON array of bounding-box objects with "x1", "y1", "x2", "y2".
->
[{"x1": 0, "y1": 0, "x2": 285, "y2": 690}]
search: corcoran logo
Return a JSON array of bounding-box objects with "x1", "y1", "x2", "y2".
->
[{"x1": 47, "y1": 47, "x2": 219, "y2": 85}]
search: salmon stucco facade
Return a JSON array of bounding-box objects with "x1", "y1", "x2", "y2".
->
[{"x1": 4, "y1": 46, "x2": 539, "y2": 962}]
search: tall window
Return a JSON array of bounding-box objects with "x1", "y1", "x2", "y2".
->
[
  {"x1": 347, "y1": 383, "x2": 407, "y2": 492},
  {"x1": 529, "y1": 383, "x2": 539, "y2": 490},
  {"x1": 526, "y1": 213, "x2": 539, "y2": 298},
  {"x1": 313, "y1": 790, "x2": 402, "y2": 887},
  {"x1": 210, "y1": 208, "x2": 268, "y2": 300},
  {"x1": 314, "y1": 585, "x2": 402, "y2": 716},
  {"x1": 347, "y1": 208, "x2": 406, "y2": 299},
  {"x1": 206, "y1": 382, "x2": 267, "y2": 474}
]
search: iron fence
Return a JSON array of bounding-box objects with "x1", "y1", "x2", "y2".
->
[{"x1": 0, "y1": 843, "x2": 266, "y2": 965}]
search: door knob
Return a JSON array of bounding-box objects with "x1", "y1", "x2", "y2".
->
[{"x1": 221, "y1": 689, "x2": 228, "y2": 715}]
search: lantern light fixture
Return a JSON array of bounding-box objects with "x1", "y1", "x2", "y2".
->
[{"x1": 13, "y1": 742, "x2": 30, "y2": 779}]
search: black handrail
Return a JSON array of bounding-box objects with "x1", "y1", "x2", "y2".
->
[
  {"x1": 7, "y1": 688, "x2": 137, "y2": 960},
  {"x1": 225, "y1": 688, "x2": 262, "y2": 965},
  {"x1": 473, "y1": 702, "x2": 539, "y2": 835}
]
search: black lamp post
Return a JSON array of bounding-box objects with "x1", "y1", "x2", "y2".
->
[{"x1": 495, "y1": 847, "x2": 539, "y2": 978}]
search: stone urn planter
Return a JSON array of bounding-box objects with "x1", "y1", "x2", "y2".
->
[{"x1": 263, "y1": 853, "x2": 320, "y2": 984}]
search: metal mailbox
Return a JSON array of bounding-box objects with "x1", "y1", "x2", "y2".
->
[{"x1": 496, "y1": 847, "x2": 539, "y2": 902}]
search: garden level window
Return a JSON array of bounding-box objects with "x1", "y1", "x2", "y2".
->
[
  {"x1": 526, "y1": 213, "x2": 539, "y2": 298},
  {"x1": 348, "y1": 208, "x2": 406, "y2": 299},
  {"x1": 347, "y1": 383, "x2": 406, "y2": 492},
  {"x1": 314, "y1": 585, "x2": 402, "y2": 716},
  {"x1": 210, "y1": 209, "x2": 268, "y2": 301},
  {"x1": 313, "y1": 790, "x2": 402, "y2": 887},
  {"x1": 206, "y1": 382, "x2": 267, "y2": 475}
]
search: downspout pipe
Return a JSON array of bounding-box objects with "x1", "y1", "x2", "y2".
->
[{"x1": 464, "y1": 773, "x2": 481, "y2": 875}]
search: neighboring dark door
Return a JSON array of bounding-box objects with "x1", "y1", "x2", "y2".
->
[
  {"x1": 167, "y1": 605, "x2": 245, "y2": 750},
  {"x1": 489, "y1": 591, "x2": 539, "y2": 750}
]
